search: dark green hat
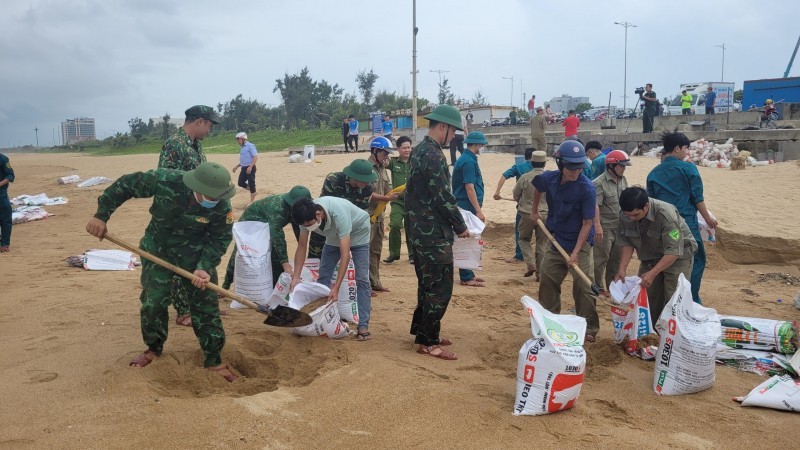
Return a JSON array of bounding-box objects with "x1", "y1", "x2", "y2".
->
[
  {"x1": 183, "y1": 162, "x2": 236, "y2": 199},
  {"x1": 284, "y1": 185, "x2": 312, "y2": 206},
  {"x1": 343, "y1": 159, "x2": 378, "y2": 183},
  {"x1": 464, "y1": 131, "x2": 488, "y2": 145},
  {"x1": 424, "y1": 105, "x2": 464, "y2": 130},
  {"x1": 185, "y1": 105, "x2": 221, "y2": 124}
]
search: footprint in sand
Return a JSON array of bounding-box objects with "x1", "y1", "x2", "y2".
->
[{"x1": 26, "y1": 370, "x2": 58, "y2": 383}]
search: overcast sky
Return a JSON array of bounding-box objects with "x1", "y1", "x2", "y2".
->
[{"x1": 1, "y1": 0, "x2": 798, "y2": 147}]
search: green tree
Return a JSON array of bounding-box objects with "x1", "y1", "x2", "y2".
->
[
  {"x1": 733, "y1": 89, "x2": 743, "y2": 103},
  {"x1": 471, "y1": 90, "x2": 488, "y2": 107},
  {"x1": 575, "y1": 103, "x2": 592, "y2": 113},
  {"x1": 438, "y1": 76, "x2": 455, "y2": 105},
  {"x1": 356, "y1": 68, "x2": 379, "y2": 105},
  {"x1": 162, "y1": 113, "x2": 171, "y2": 140},
  {"x1": 274, "y1": 67, "x2": 344, "y2": 129}
]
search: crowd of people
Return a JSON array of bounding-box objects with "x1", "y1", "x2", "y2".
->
[{"x1": 71, "y1": 99, "x2": 720, "y2": 381}]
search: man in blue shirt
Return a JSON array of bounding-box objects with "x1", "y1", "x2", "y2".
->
[
  {"x1": 532, "y1": 140, "x2": 599, "y2": 341},
  {"x1": 347, "y1": 115, "x2": 360, "y2": 152},
  {"x1": 646, "y1": 131, "x2": 718, "y2": 304},
  {"x1": 232, "y1": 132, "x2": 259, "y2": 203},
  {"x1": 382, "y1": 114, "x2": 394, "y2": 142},
  {"x1": 704, "y1": 87, "x2": 716, "y2": 115},
  {"x1": 493, "y1": 147, "x2": 534, "y2": 263},
  {"x1": 585, "y1": 140, "x2": 606, "y2": 180},
  {"x1": 453, "y1": 131, "x2": 488, "y2": 287}
]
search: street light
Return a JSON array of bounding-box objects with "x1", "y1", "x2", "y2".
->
[
  {"x1": 715, "y1": 43, "x2": 726, "y2": 81},
  {"x1": 501, "y1": 76, "x2": 514, "y2": 107},
  {"x1": 614, "y1": 21, "x2": 637, "y2": 112}
]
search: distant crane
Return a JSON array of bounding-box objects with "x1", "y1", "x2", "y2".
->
[{"x1": 785, "y1": 34, "x2": 800, "y2": 78}]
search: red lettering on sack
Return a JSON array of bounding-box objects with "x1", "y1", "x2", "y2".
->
[
  {"x1": 668, "y1": 319, "x2": 677, "y2": 336},
  {"x1": 527, "y1": 354, "x2": 537, "y2": 362},
  {"x1": 523, "y1": 365, "x2": 535, "y2": 383}
]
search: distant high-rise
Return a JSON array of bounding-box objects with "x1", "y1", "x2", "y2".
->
[
  {"x1": 547, "y1": 95, "x2": 591, "y2": 114},
  {"x1": 61, "y1": 117, "x2": 96, "y2": 145}
]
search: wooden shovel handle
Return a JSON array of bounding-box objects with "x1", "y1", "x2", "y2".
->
[
  {"x1": 103, "y1": 232, "x2": 261, "y2": 311},
  {"x1": 536, "y1": 219, "x2": 600, "y2": 295}
]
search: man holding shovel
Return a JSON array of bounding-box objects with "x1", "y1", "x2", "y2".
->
[
  {"x1": 531, "y1": 140, "x2": 600, "y2": 342},
  {"x1": 85, "y1": 162, "x2": 239, "y2": 382}
]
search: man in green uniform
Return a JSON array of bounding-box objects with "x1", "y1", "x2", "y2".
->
[
  {"x1": 592, "y1": 150, "x2": 630, "y2": 296},
  {"x1": 615, "y1": 186, "x2": 697, "y2": 326},
  {"x1": 513, "y1": 150, "x2": 548, "y2": 280},
  {"x1": 384, "y1": 136, "x2": 413, "y2": 264},
  {"x1": 0, "y1": 153, "x2": 15, "y2": 253},
  {"x1": 405, "y1": 105, "x2": 469, "y2": 361},
  {"x1": 530, "y1": 106, "x2": 548, "y2": 155},
  {"x1": 305, "y1": 159, "x2": 374, "y2": 259},
  {"x1": 221, "y1": 186, "x2": 312, "y2": 291},
  {"x1": 85, "y1": 162, "x2": 239, "y2": 382},
  {"x1": 158, "y1": 105, "x2": 221, "y2": 326},
  {"x1": 366, "y1": 137, "x2": 398, "y2": 295}
]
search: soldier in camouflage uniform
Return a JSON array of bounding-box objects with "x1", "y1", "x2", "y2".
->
[
  {"x1": 85, "y1": 162, "x2": 239, "y2": 382},
  {"x1": 157, "y1": 105, "x2": 220, "y2": 327},
  {"x1": 366, "y1": 137, "x2": 398, "y2": 294},
  {"x1": 405, "y1": 105, "x2": 469, "y2": 361},
  {"x1": 384, "y1": 136, "x2": 413, "y2": 263},
  {"x1": 301, "y1": 159, "x2": 374, "y2": 259},
  {"x1": 222, "y1": 186, "x2": 312, "y2": 290}
]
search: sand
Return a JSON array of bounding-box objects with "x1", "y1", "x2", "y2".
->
[{"x1": 1, "y1": 150, "x2": 799, "y2": 449}]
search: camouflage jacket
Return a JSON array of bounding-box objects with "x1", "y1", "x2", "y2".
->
[
  {"x1": 239, "y1": 193, "x2": 294, "y2": 264},
  {"x1": 405, "y1": 135, "x2": 467, "y2": 247},
  {"x1": 94, "y1": 168, "x2": 233, "y2": 272},
  {"x1": 158, "y1": 128, "x2": 206, "y2": 171},
  {"x1": 320, "y1": 171, "x2": 372, "y2": 210}
]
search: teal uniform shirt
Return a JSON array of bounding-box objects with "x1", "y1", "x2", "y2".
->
[
  {"x1": 646, "y1": 156, "x2": 704, "y2": 232},
  {"x1": 452, "y1": 150, "x2": 484, "y2": 210}
]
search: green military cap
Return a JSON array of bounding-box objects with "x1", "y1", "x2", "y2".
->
[
  {"x1": 464, "y1": 131, "x2": 488, "y2": 145},
  {"x1": 284, "y1": 185, "x2": 312, "y2": 206},
  {"x1": 531, "y1": 150, "x2": 547, "y2": 163},
  {"x1": 185, "y1": 105, "x2": 221, "y2": 124},
  {"x1": 343, "y1": 159, "x2": 378, "y2": 183},
  {"x1": 425, "y1": 105, "x2": 464, "y2": 130},
  {"x1": 183, "y1": 162, "x2": 236, "y2": 199}
]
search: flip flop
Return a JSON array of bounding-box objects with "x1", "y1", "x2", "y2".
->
[
  {"x1": 356, "y1": 328, "x2": 372, "y2": 341},
  {"x1": 439, "y1": 337, "x2": 453, "y2": 346},
  {"x1": 417, "y1": 345, "x2": 457, "y2": 360},
  {"x1": 460, "y1": 279, "x2": 485, "y2": 287}
]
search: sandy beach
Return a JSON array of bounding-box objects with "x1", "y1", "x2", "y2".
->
[{"x1": 1, "y1": 150, "x2": 799, "y2": 449}]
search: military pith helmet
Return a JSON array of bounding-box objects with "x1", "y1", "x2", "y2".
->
[
  {"x1": 424, "y1": 105, "x2": 464, "y2": 130},
  {"x1": 531, "y1": 150, "x2": 547, "y2": 163},
  {"x1": 464, "y1": 131, "x2": 488, "y2": 145},
  {"x1": 343, "y1": 159, "x2": 378, "y2": 183},
  {"x1": 284, "y1": 185, "x2": 312, "y2": 206},
  {"x1": 185, "y1": 105, "x2": 221, "y2": 124},
  {"x1": 183, "y1": 162, "x2": 236, "y2": 199}
]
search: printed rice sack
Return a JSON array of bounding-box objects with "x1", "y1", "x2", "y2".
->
[
  {"x1": 287, "y1": 282, "x2": 350, "y2": 339},
  {"x1": 513, "y1": 296, "x2": 587, "y2": 416},
  {"x1": 719, "y1": 316, "x2": 798, "y2": 355},
  {"x1": 654, "y1": 274, "x2": 721, "y2": 395},
  {"x1": 453, "y1": 208, "x2": 485, "y2": 271},
  {"x1": 289, "y1": 258, "x2": 358, "y2": 323},
  {"x1": 609, "y1": 276, "x2": 656, "y2": 360},
  {"x1": 231, "y1": 221, "x2": 272, "y2": 309},
  {"x1": 735, "y1": 375, "x2": 800, "y2": 412}
]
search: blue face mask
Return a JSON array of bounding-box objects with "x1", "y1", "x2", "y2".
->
[{"x1": 196, "y1": 193, "x2": 219, "y2": 208}]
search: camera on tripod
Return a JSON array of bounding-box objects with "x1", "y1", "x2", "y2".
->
[{"x1": 634, "y1": 87, "x2": 645, "y2": 95}]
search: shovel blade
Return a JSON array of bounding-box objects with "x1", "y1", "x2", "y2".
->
[{"x1": 262, "y1": 305, "x2": 313, "y2": 328}]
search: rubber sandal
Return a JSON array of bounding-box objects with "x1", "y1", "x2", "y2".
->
[
  {"x1": 439, "y1": 337, "x2": 452, "y2": 346},
  {"x1": 523, "y1": 267, "x2": 537, "y2": 277},
  {"x1": 130, "y1": 350, "x2": 158, "y2": 368},
  {"x1": 417, "y1": 345, "x2": 457, "y2": 360},
  {"x1": 356, "y1": 328, "x2": 372, "y2": 341},
  {"x1": 460, "y1": 279, "x2": 485, "y2": 287},
  {"x1": 208, "y1": 363, "x2": 239, "y2": 382},
  {"x1": 473, "y1": 277, "x2": 485, "y2": 283},
  {"x1": 585, "y1": 334, "x2": 597, "y2": 343}
]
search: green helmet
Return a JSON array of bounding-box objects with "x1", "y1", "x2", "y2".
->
[
  {"x1": 343, "y1": 159, "x2": 378, "y2": 183},
  {"x1": 183, "y1": 162, "x2": 236, "y2": 199},
  {"x1": 425, "y1": 105, "x2": 464, "y2": 130},
  {"x1": 283, "y1": 185, "x2": 312, "y2": 206},
  {"x1": 464, "y1": 131, "x2": 488, "y2": 145}
]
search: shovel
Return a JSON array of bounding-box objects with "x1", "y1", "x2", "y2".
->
[
  {"x1": 536, "y1": 219, "x2": 603, "y2": 296},
  {"x1": 103, "y1": 233, "x2": 313, "y2": 327}
]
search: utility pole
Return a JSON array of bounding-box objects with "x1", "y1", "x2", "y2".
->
[
  {"x1": 715, "y1": 43, "x2": 726, "y2": 81},
  {"x1": 502, "y1": 76, "x2": 514, "y2": 107},
  {"x1": 52, "y1": 128, "x2": 55, "y2": 147},
  {"x1": 412, "y1": 0, "x2": 418, "y2": 139},
  {"x1": 34, "y1": 127, "x2": 39, "y2": 147},
  {"x1": 429, "y1": 69, "x2": 450, "y2": 87},
  {"x1": 614, "y1": 21, "x2": 637, "y2": 112}
]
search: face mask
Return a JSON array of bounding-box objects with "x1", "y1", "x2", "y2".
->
[
  {"x1": 302, "y1": 221, "x2": 320, "y2": 232},
  {"x1": 196, "y1": 192, "x2": 219, "y2": 208}
]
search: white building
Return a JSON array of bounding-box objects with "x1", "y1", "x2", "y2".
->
[
  {"x1": 547, "y1": 95, "x2": 591, "y2": 114},
  {"x1": 61, "y1": 117, "x2": 96, "y2": 145}
]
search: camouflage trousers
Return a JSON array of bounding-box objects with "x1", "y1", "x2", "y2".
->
[
  {"x1": 409, "y1": 244, "x2": 454, "y2": 346},
  {"x1": 307, "y1": 230, "x2": 325, "y2": 259},
  {"x1": 170, "y1": 277, "x2": 190, "y2": 316},
  {"x1": 139, "y1": 249, "x2": 225, "y2": 367}
]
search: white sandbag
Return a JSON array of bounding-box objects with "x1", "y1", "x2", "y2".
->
[
  {"x1": 11, "y1": 206, "x2": 52, "y2": 224},
  {"x1": 287, "y1": 282, "x2": 350, "y2": 338},
  {"x1": 83, "y1": 249, "x2": 135, "y2": 271},
  {"x1": 288, "y1": 153, "x2": 304, "y2": 163},
  {"x1": 11, "y1": 193, "x2": 68, "y2": 206},
  {"x1": 58, "y1": 175, "x2": 81, "y2": 184},
  {"x1": 76, "y1": 176, "x2": 112, "y2": 188},
  {"x1": 697, "y1": 211, "x2": 717, "y2": 242},
  {"x1": 514, "y1": 296, "x2": 586, "y2": 416},
  {"x1": 654, "y1": 274, "x2": 721, "y2": 395},
  {"x1": 289, "y1": 258, "x2": 358, "y2": 323},
  {"x1": 609, "y1": 276, "x2": 656, "y2": 360},
  {"x1": 735, "y1": 375, "x2": 800, "y2": 412},
  {"x1": 453, "y1": 208, "x2": 485, "y2": 271},
  {"x1": 719, "y1": 316, "x2": 797, "y2": 354},
  {"x1": 230, "y1": 221, "x2": 273, "y2": 309}
]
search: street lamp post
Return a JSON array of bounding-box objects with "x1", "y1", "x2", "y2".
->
[
  {"x1": 715, "y1": 43, "x2": 726, "y2": 81},
  {"x1": 411, "y1": 0, "x2": 418, "y2": 139},
  {"x1": 502, "y1": 76, "x2": 514, "y2": 107},
  {"x1": 614, "y1": 21, "x2": 637, "y2": 112}
]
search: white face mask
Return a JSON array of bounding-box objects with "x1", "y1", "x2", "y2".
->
[{"x1": 302, "y1": 221, "x2": 320, "y2": 232}]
